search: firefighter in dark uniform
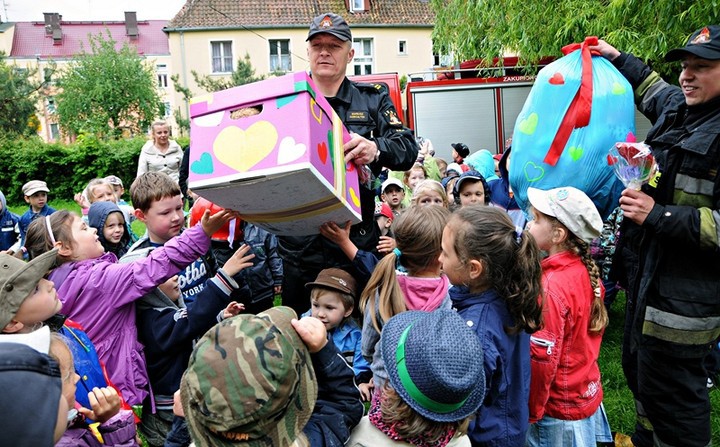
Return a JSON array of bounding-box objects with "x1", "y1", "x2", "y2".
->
[{"x1": 278, "y1": 12, "x2": 418, "y2": 316}]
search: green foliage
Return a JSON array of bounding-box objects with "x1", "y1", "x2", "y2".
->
[
  {"x1": 191, "y1": 53, "x2": 265, "y2": 93},
  {"x1": 0, "y1": 135, "x2": 143, "y2": 206},
  {"x1": 55, "y1": 31, "x2": 165, "y2": 139},
  {"x1": 430, "y1": 0, "x2": 720, "y2": 78},
  {"x1": 399, "y1": 74, "x2": 408, "y2": 93},
  {"x1": 0, "y1": 53, "x2": 47, "y2": 136}
]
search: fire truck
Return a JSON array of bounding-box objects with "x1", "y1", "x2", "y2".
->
[{"x1": 352, "y1": 58, "x2": 652, "y2": 162}]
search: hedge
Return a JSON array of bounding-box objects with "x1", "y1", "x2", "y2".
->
[{"x1": 0, "y1": 134, "x2": 190, "y2": 206}]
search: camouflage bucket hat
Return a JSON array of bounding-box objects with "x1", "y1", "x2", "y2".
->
[{"x1": 181, "y1": 306, "x2": 318, "y2": 446}]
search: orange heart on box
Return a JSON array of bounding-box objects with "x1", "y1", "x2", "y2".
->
[{"x1": 213, "y1": 121, "x2": 278, "y2": 172}]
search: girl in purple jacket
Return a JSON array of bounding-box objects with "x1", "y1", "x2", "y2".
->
[{"x1": 24, "y1": 208, "x2": 236, "y2": 406}]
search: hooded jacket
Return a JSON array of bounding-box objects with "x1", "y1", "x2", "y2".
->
[
  {"x1": 48, "y1": 223, "x2": 211, "y2": 406},
  {"x1": 88, "y1": 201, "x2": 132, "y2": 259},
  {"x1": 361, "y1": 274, "x2": 452, "y2": 389},
  {"x1": 0, "y1": 190, "x2": 20, "y2": 251}
]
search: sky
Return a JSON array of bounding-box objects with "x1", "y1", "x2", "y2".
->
[{"x1": 3, "y1": 0, "x2": 187, "y2": 22}]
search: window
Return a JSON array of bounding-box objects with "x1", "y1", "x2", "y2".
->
[
  {"x1": 433, "y1": 52, "x2": 453, "y2": 67},
  {"x1": 156, "y1": 64, "x2": 168, "y2": 88},
  {"x1": 398, "y1": 40, "x2": 407, "y2": 55},
  {"x1": 50, "y1": 123, "x2": 60, "y2": 140},
  {"x1": 350, "y1": 0, "x2": 365, "y2": 12},
  {"x1": 269, "y1": 39, "x2": 291, "y2": 72},
  {"x1": 352, "y1": 38, "x2": 373, "y2": 75},
  {"x1": 46, "y1": 96, "x2": 56, "y2": 113},
  {"x1": 163, "y1": 102, "x2": 171, "y2": 117},
  {"x1": 211, "y1": 41, "x2": 233, "y2": 73}
]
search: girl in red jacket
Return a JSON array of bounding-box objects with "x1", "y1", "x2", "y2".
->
[{"x1": 525, "y1": 186, "x2": 613, "y2": 446}]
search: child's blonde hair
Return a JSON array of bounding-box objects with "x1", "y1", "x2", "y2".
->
[
  {"x1": 85, "y1": 178, "x2": 114, "y2": 204},
  {"x1": 360, "y1": 205, "x2": 450, "y2": 331},
  {"x1": 412, "y1": 180, "x2": 449, "y2": 208},
  {"x1": 379, "y1": 385, "x2": 471, "y2": 441},
  {"x1": 447, "y1": 206, "x2": 543, "y2": 334},
  {"x1": 403, "y1": 163, "x2": 427, "y2": 187},
  {"x1": 544, "y1": 214, "x2": 608, "y2": 333}
]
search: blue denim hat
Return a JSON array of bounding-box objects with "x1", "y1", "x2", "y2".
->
[{"x1": 381, "y1": 309, "x2": 485, "y2": 422}]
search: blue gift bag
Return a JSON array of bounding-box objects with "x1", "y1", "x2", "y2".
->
[{"x1": 509, "y1": 37, "x2": 635, "y2": 219}]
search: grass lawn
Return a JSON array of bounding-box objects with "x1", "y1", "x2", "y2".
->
[{"x1": 600, "y1": 291, "x2": 720, "y2": 444}]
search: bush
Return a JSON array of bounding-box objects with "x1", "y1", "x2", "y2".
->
[{"x1": 0, "y1": 135, "x2": 145, "y2": 206}]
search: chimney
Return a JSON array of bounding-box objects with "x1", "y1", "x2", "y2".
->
[
  {"x1": 125, "y1": 11, "x2": 139, "y2": 39},
  {"x1": 49, "y1": 13, "x2": 62, "y2": 44},
  {"x1": 43, "y1": 12, "x2": 54, "y2": 34}
]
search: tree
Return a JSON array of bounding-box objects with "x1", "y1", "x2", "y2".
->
[
  {"x1": 430, "y1": 0, "x2": 720, "y2": 78},
  {"x1": 172, "y1": 53, "x2": 267, "y2": 133},
  {"x1": 0, "y1": 53, "x2": 46, "y2": 136},
  {"x1": 56, "y1": 31, "x2": 164, "y2": 138}
]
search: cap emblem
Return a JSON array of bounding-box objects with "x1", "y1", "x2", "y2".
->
[
  {"x1": 319, "y1": 16, "x2": 333, "y2": 29},
  {"x1": 691, "y1": 27, "x2": 711, "y2": 45}
]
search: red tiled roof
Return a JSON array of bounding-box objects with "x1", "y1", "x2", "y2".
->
[
  {"x1": 10, "y1": 20, "x2": 170, "y2": 59},
  {"x1": 167, "y1": 0, "x2": 434, "y2": 30}
]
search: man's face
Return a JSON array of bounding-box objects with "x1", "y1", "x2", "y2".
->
[
  {"x1": 680, "y1": 55, "x2": 720, "y2": 106},
  {"x1": 308, "y1": 34, "x2": 354, "y2": 83}
]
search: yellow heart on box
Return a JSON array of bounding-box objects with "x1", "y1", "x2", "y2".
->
[{"x1": 213, "y1": 121, "x2": 279, "y2": 172}]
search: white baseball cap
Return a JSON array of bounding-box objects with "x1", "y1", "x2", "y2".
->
[{"x1": 527, "y1": 186, "x2": 603, "y2": 243}]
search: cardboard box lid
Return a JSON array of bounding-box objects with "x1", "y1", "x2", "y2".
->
[{"x1": 189, "y1": 71, "x2": 337, "y2": 124}]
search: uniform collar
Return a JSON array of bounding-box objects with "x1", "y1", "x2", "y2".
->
[{"x1": 327, "y1": 77, "x2": 353, "y2": 105}]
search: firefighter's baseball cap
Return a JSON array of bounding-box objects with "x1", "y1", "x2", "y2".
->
[{"x1": 307, "y1": 13, "x2": 352, "y2": 42}]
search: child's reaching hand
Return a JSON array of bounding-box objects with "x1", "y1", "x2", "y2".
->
[
  {"x1": 222, "y1": 301, "x2": 245, "y2": 319},
  {"x1": 377, "y1": 236, "x2": 397, "y2": 255},
  {"x1": 359, "y1": 377, "x2": 374, "y2": 401},
  {"x1": 220, "y1": 244, "x2": 256, "y2": 276},
  {"x1": 78, "y1": 386, "x2": 122, "y2": 424},
  {"x1": 200, "y1": 209, "x2": 241, "y2": 238}
]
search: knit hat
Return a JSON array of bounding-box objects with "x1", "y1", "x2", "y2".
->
[
  {"x1": 665, "y1": 25, "x2": 720, "y2": 61},
  {"x1": 381, "y1": 309, "x2": 486, "y2": 423},
  {"x1": 181, "y1": 306, "x2": 317, "y2": 447},
  {"x1": 305, "y1": 268, "x2": 357, "y2": 299},
  {"x1": 22, "y1": 180, "x2": 50, "y2": 197},
  {"x1": 0, "y1": 250, "x2": 58, "y2": 329},
  {"x1": 307, "y1": 13, "x2": 352, "y2": 42},
  {"x1": 527, "y1": 186, "x2": 603, "y2": 243}
]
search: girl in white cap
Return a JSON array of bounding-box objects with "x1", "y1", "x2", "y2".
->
[{"x1": 525, "y1": 186, "x2": 612, "y2": 446}]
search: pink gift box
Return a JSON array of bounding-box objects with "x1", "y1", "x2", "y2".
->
[{"x1": 188, "y1": 72, "x2": 362, "y2": 236}]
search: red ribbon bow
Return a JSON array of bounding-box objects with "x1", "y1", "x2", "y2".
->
[{"x1": 543, "y1": 36, "x2": 599, "y2": 166}]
